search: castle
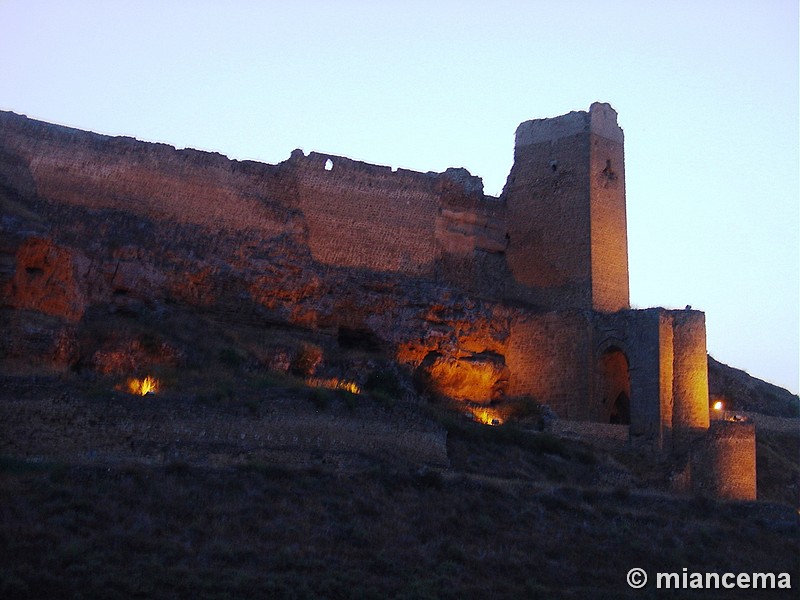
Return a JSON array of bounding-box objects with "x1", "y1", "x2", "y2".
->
[{"x1": 0, "y1": 103, "x2": 757, "y2": 499}]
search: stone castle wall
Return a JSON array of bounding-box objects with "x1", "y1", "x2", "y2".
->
[
  {"x1": 506, "y1": 312, "x2": 591, "y2": 419},
  {"x1": 0, "y1": 106, "x2": 621, "y2": 314},
  {"x1": 0, "y1": 105, "x2": 768, "y2": 501},
  {"x1": 291, "y1": 152, "x2": 441, "y2": 277},
  {"x1": 670, "y1": 311, "x2": 711, "y2": 444},
  {"x1": 0, "y1": 106, "x2": 696, "y2": 425},
  {"x1": 0, "y1": 112, "x2": 508, "y2": 287},
  {"x1": 698, "y1": 419, "x2": 757, "y2": 500},
  {"x1": 0, "y1": 115, "x2": 294, "y2": 236}
]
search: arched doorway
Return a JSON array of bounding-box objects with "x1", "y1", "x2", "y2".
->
[{"x1": 597, "y1": 347, "x2": 631, "y2": 424}]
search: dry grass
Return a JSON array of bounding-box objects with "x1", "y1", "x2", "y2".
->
[
  {"x1": 0, "y1": 454, "x2": 796, "y2": 600},
  {"x1": 1, "y1": 382, "x2": 798, "y2": 600},
  {"x1": 1, "y1": 308, "x2": 797, "y2": 598}
]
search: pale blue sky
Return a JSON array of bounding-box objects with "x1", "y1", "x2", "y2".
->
[{"x1": 1, "y1": 0, "x2": 797, "y2": 393}]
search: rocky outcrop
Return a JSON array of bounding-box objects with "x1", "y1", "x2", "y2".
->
[
  {"x1": 3, "y1": 237, "x2": 89, "y2": 322},
  {"x1": 418, "y1": 350, "x2": 509, "y2": 403},
  {"x1": 0, "y1": 310, "x2": 79, "y2": 370}
]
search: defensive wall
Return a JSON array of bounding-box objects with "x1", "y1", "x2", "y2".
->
[
  {"x1": 0, "y1": 104, "x2": 704, "y2": 432},
  {"x1": 0, "y1": 104, "x2": 623, "y2": 312},
  {"x1": 700, "y1": 419, "x2": 757, "y2": 501},
  {"x1": 0, "y1": 104, "x2": 754, "y2": 498}
]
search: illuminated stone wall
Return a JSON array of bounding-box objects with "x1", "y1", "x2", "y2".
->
[
  {"x1": 671, "y1": 311, "x2": 711, "y2": 447},
  {"x1": 592, "y1": 309, "x2": 710, "y2": 452},
  {"x1": 593, "y1": 310, "x2": 664, "y2": 446},
  {"x1": 504, "y1": 103, "x2": 629, "y2": 312},
  {"x1": 588, "y1": 105, "x2": 629, "y2": 312},
  {"x1": 291, "y1": 152, "x2": 509, "y2": 284},
  {"x1": 699, "y1": 420, "x2": 757, "y2": 500},
  {"x1": 506, "y1": 312, "x2": 591, "y2": 419},
  {"x1": 291, "y1": 152, "x2": 440, "y2": 277},
  {"x1": 0, "y1": 114, "x2": 295, "y2": 236}
]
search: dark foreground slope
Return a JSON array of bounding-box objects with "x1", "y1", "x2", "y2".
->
[
  {"x1": 1, "y1": 446, "x2": 797, "y2": 600},
  {"x1": 1, "y1": 373, "x2": 798, "y2": 600}
]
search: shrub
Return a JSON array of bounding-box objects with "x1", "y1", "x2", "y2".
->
[
  {"x1": 365, "y1": 369, "x2": 400, "y2": 396},
  {"x1": 365, "y1": 366, "x2": 404, "y2": 403},
  {"x1": 502, "y1": 395, "x2": 545, "y2": 424},
  {"x1": 238, "y1": 462, "x2": 294, "y2": 479},
  {"x1": 309, "y1": 388, "x2": 332, "y2": 410},
  {"x1": 164, "y1": 461, "x2": 191, "y2": 476},
  {"x1": 612, "y1": 485, "x2": 631, "y2": 501},
  {"x1": 412, "y1": 362, "x2": 445, "y2": 402},
  {"x1": 139, "y1": 332, "x2": 160, "y2": 354},
  {"x1": 414, "y1": 468, "x2": 444, "y2": 489},
  {"x1": 290, "y1": 344, "x2": 323, "y2": 377},
  {"x1": 218, "y1": 347, "x2": 244, "y2": 368},
  {"x1": 0, "y1": 456, "x2": 58, "y2": 475}
]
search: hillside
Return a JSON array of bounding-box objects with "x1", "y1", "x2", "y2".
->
[
  {"x1": 708, "y1": 355, "x2": 799, "y2": 418},
  {"x1": 2, "y1": 375, "x2": 798, "y2": 599},
  {"x1": 1, "y1": 309, "x2": 798, "y2": 598}
]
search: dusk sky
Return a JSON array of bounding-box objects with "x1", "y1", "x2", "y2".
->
[{"x1": 1, "y1": 0, "x2": 797, "y2": 394}]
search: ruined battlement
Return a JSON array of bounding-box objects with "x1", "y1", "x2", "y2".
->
[{"x1": 515, "y1": 102, "x2": 623, "y2": 146}]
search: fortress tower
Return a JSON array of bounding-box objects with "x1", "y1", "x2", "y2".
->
[{"x1": 503, "y1": 102, "x2": 629, "y2": 312}]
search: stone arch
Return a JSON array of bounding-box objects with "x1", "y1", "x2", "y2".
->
[{"x1": 595, "y1": 344, "x2": 631, "y2": 424}]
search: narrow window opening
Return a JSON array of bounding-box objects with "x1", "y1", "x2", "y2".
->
[
  {"x1": 324, "y1": 159, "x2": 334, "y2": 171},
  {"x1": 602, "y1": 159, "x2": 617, "y2": 181}
]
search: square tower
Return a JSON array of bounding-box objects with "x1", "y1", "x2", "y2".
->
[{"x1": 503, "y1": 102, "x2": 629, "y2": 312}]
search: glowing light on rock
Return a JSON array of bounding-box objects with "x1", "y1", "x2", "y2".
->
[
  {"x1": 127, "y1": 376, "x2": 159, "y2": 396},
  {"x1": 306, "y1": 377, "x2": 361, "y2": 395},
  {"x1": 468, "y1": 406, "x2": 503, "y2": 426},
  {"x1": 713, "y1": 400, "x2": 723, "y2": 411}
]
